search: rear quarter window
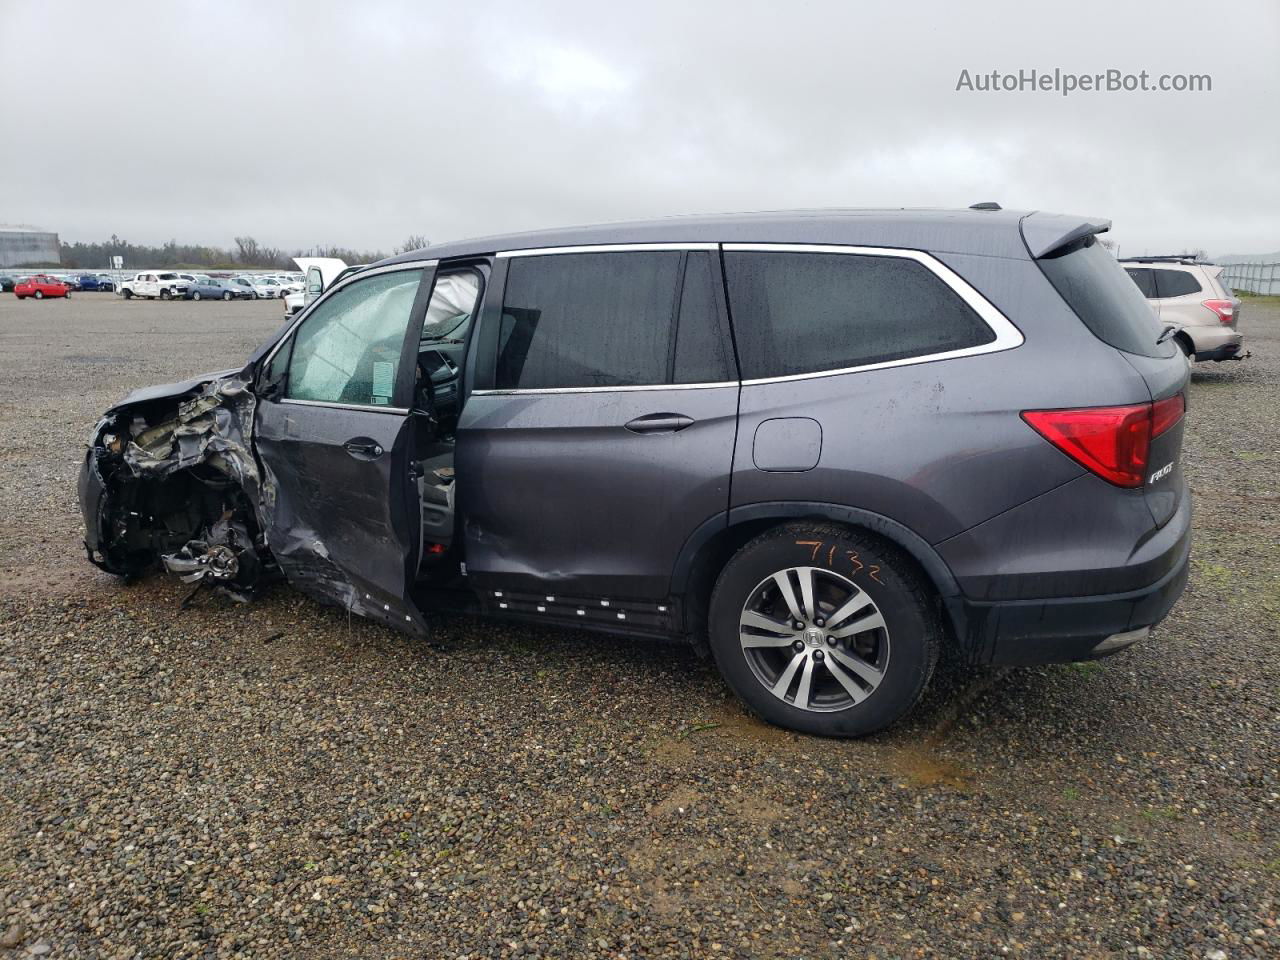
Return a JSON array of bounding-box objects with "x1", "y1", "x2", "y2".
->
[
  {"x1": 723, "y1": 250, "x2": 996, "y2": 380},
  {"x1": 1152, "y1": 269, "x2": 1203, "y2": 299},
  {"x1": 1038, "y1": 238, "x2": 1174, "y2": 359}
]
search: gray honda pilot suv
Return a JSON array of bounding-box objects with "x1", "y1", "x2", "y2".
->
[{"x1": 78, "y1": 207, "x2": 1191, "y2": 737}]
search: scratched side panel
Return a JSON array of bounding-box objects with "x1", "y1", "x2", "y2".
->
[{"x1": 456, "y1": 386, "x2": 738, "y2": 599}]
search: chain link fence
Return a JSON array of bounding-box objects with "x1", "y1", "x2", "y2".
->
[{"x1": 1220, "y1": 261, "x2": 1280, "y2": 295}]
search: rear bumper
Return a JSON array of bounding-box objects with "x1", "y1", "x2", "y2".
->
[
  {"x1": 1188, "y1": 326, "x2": 1243, "y2": 361},
  {"x1": 945, "y1": 492, "x2": 1192, "y2": 666},
  {"x1": 1195, "y1": 341, "x2": 1245, "y2": 362}
]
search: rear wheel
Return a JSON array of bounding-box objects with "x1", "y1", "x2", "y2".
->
[
  {"x1": 34, "y1": 290, "x2": 44, "y2": 300},
  {"x1": 222, "y1": 291, "x2": 232, "y2": 301},
  {"x1": 708, "y1": 523, "x2": 940, "y2": 737}
]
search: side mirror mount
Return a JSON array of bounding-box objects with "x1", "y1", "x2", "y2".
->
[{"x1": 258, "y1": 376, "x2": 285, "y2": 402}]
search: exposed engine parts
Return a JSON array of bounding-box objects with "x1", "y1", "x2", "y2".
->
[{"x1": 80, "y1": 374, "x2": 274, "y2": 602}]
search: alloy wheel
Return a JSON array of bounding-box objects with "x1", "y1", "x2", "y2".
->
[{"x1": 738, "y1": 566, "x2": 890, "y2": 712}]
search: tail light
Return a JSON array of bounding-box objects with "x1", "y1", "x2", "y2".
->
[
  {"x1": 1022, "y1": 395, "x2": 1185, "y2": 488},
  {"x1": 1150, "y1": 394, "x2": 1185, "y2": 437},
  {"x1": 1202, "y1": 299, "x2": 1234, "y2": 324}
]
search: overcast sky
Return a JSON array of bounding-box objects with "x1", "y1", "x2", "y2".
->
[{"x1": 3, "y1": 0, "x2": 1277, "y2": 257}]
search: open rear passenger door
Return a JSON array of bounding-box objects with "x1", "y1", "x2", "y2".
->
[{"x1": 253, "y1": 261, "x2": 437, "y2": 634}]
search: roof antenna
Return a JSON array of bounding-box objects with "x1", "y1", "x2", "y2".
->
[{"x1": 969, "y1": 201, "x2": 1002, "y2": 211}]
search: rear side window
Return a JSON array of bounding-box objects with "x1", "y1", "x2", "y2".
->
[
  {"x1": 1124, "y1": 267, "x2": 1157, "y2": 298},
  {"x1": 1038, "y1": 238, "x2": 1172, "y2": 358},
  {"x1": 723, "y1": 251, "x2": 995, "y2": 380},
  {"x1": 1151, "y1": 269, "x2": 1203, "y2": 298},
  {"x1": 497, "y1": 252, "x2": 681, "y2": 390}
]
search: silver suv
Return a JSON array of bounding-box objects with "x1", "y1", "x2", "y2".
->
[{"x1": 1121, "y1": 257, "x2": 1244, "y2": 361}]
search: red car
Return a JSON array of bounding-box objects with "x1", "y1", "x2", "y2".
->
[{"x1": 14, "y1": 275, "x2": 71, "y2": 300}]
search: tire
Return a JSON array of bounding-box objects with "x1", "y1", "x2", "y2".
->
[
  {"x1": 192, "y1": 291, "x2": 202, "y2": 301},
  {"x1": 1175, "y1": 334, "x2": 1194, "y2": 359},
  {"x1": 34, "y1": 290, "x2": 44, "y2": 300},
  {"x1": 707, "y1": 523, "x2": 941, "y2": 737},
  {"x1": 123, "y1": 289, "x2": 133, "y2": 299},
  {"x1": 222, "y1": 291, "x2": 232, "y2": 301},
  {"x1": 160, "y1": 288, "x2": 172, "y2": 301}
]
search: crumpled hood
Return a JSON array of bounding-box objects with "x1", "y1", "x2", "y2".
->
[{"x1": 110, "y1": 368, "x2": 242, "y2": 412}]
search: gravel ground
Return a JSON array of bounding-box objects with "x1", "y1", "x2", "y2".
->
[{"x1": 1, "y1": 292, "x2": 1277, "y2": 959}]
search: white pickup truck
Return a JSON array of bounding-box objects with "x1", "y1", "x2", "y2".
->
[
  {"x1": 118, "y1": 271, "x2": 190, "y2": 300},
  {"x1": 282, "y1": 257, "x2": 349, "y2": 316}
]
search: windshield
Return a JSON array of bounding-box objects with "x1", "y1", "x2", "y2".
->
[{"x1": 422, "y1": 272, "x2": 481, "y2": 340}]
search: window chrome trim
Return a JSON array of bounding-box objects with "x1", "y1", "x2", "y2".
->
[
  {"x1": 471, "y1": 380, "x2": 737, "y2": 397},
  {"x1": 259, "y1": 259, "x2": 438, "y2": 374},
  {"x1": 498, "y1": 242, "x2": 718, "y2": 258},
  {"x1": 279, "y1": 398, "x2": 409, "y2": 414},
  {"x1": 477, "y1": 242, "x2": 1023, "y2": 397}
]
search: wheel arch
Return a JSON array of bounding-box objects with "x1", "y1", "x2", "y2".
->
[{"x1": 672, "y1": 501, "x2": 964, "y2": 652}]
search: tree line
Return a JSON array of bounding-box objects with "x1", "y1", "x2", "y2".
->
[{"x1": 53, "y1": 234, "x2": 430, "y2": 270}]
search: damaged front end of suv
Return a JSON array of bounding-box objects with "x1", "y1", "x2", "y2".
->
[{"x1": 78, "y1": 371, "x2": 272, "y2": 601}]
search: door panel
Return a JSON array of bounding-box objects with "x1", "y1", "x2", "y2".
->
[
  {"x1": 456, "y1": 386, "x2": 738, "y2": 598},
  {"x1": 456, "y1": 248, "x2": 739, "y2": 601},
  {"x1": 252, "y1": 263, "x2": 435, "y2": 633},
  {"x1": 255, "y1": 402, "x2": 423, "y2": 631}
]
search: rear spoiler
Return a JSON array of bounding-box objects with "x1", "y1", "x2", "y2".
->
[{"x1": 1019, "y1": 211, "x2": 1113, "y2": 259}]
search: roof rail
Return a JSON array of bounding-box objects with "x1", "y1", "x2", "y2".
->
[{"x1": 1121, "y1": 255, "x2": 1211, "y2": 264}]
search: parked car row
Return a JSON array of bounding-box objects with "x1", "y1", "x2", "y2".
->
[
  {"x1": 2, "y1": 270, "x2": 309, "y2": 302},
  {"x1": 115, "y1": 271, "x2": 304, "y2": 301},
  {"x1": 1, "y1": 272, "x2": 116, "y2": 293}
]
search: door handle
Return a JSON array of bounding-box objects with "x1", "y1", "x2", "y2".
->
[
  {"x1": 343, "y1": 437, "x2": 384, "y2": 460},
  {"x1": 624, "y1": 413, "x2": 695, "y2": 434}
]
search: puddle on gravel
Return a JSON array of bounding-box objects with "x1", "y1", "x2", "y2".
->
[
  {"x1": 892, "y1": 747, "x2": 973, "y2": 790},
  {"x1": 649, "y1": 700, "x2": 979, "y2": 794}
]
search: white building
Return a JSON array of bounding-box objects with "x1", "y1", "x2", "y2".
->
[{"x1": 0, "y1": 225, "x2": 60, "y2": 268}]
